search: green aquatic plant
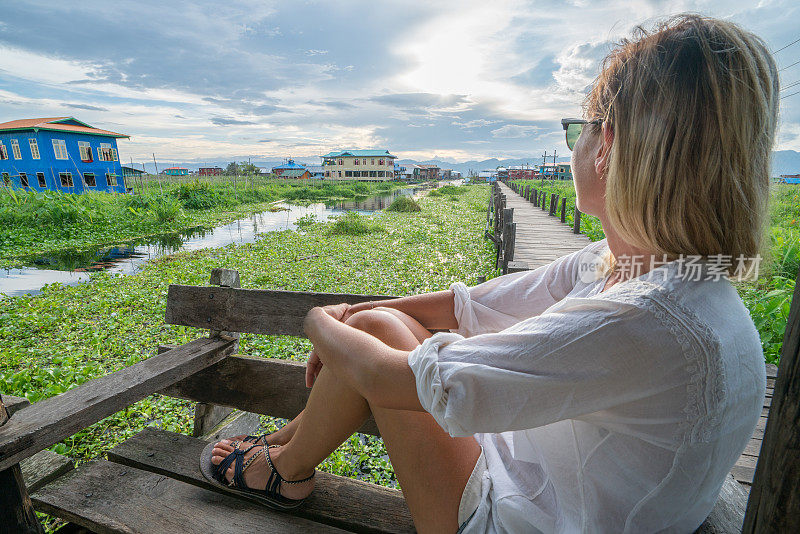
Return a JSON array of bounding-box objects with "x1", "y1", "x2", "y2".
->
[
  {"x1": 386, "y1": 195, "x2": 421, "y2": 212},
  {"x1": 328, "y1": 212, "x2": 386, "y2": 235}
]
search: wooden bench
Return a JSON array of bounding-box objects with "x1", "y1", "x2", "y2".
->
[{"x1": 1, "y1": 267, "x2": 798, "y2": 533}]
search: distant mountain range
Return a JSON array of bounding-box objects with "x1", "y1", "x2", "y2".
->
[{"x1": 131, "y1": 150, "x2": 800, "y2": 177}]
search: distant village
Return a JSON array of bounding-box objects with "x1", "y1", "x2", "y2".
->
[{"x1": 0, "y1": 116, "x2": 574, "y2": 194}]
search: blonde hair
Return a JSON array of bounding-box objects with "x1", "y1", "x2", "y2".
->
[{"x1": 585, "y1": 14, "x2": 779, "y2": 280}]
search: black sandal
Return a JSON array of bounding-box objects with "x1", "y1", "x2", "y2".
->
[{"x1": 200, "y1": 440, "x2": 315, "y2": 510}]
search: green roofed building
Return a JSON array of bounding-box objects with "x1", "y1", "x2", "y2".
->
[{"x1": 320, "y1": 149, "x2": 397, "y2": 181}]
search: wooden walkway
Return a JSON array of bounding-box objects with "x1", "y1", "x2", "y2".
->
[
  {"x1": 497, "y1": 181, "x2": 591, "y2": 269},
  {"x1": 498, "y1": 180, "x2": 773, "y2": 492}
]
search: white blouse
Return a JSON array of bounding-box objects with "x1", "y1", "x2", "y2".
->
[{"x1": 407, "y1": 238, "x2": 766, "y2": 533}]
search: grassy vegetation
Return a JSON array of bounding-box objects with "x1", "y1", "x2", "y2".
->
[
  {"x1": 386, "y1": 195, "x2": 421, "y2": 212},
  {"x1": 511, "y1": 179, "x2": 799, "y2": 364},
  {"x1": 0, "y1": 184, "x2": 494, "y2": 531},
  {"x1": 0, "y1": 178, "x2": 404, "y2": 267}
]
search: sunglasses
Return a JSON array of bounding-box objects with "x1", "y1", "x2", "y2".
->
[{"x1": 561, "y1": 118, "x2": 603, "y2": 151}]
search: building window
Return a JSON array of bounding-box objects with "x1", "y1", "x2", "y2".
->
[
  {"x1": 369, "y1": 171, "x2": 377, "y2": 177},
  {"x1": 338, "y1": 159, "x2": 343, "y2": 165},
  {"x1": 378, "y1": 171, "x2": 384, "y2": 177},
  {"x1": 371, "y1": 159, "x2": 375, "y2": 165},
  {"x1": 106, "y1": 173, "x2": 117, "y2": 186},
  {"x1": 353, "y1": 158, "x2": 359, "y2": 165},
  {"x1": 325, "y1": 171, "x2": 330, "y2": 177},
  {"x1": 83, "y1": 173, "x2": 96, "y2": 187},
  {"x1": 10, "y1": 139, "x2": 21, "y2": 160},
  {"x1": 19, "y1": 172, "x2": 28, "y2": 188},
  {"x1": 1, "y1": 172, "x2": 9, "y2": 186},
  {"x1": 345, "y1": 171, "x2": 353, "y2": 177},
  {"x1": 0, "y1": 142, "x2": 7, "y2": 160},
  {"x1": 59, "y1": 172, "x2": 73, "y2": 187},
  {"x1": 29, "y1": 139, "x2": 40, "y2": 159},
  {"x1": 337, "y1": 171, "x2": 342, "y2": 178},
  {"x1": 52, "y1": 139, "x2": 68, "y2": 160},
  {"x1": 379, "y1": 159, "x2": 384, "y2": 165},
  {"x1": 78, "y1": 141, "x2": 93, "y2": 162},
  {"x1": 98, "y1": 143, "x2": 115, "y2": 161},
  {"x1": 362, "y1": 159, "x2": 366, "y2": 165},
  {"x1": 37, "y1": 172, "x2": 46, "y2": 188}
]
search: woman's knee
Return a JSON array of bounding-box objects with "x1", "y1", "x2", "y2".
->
[{"x1": 345, "y1": 309, "x2": 397, "y2": 335}]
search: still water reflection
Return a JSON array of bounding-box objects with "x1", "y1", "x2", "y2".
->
[{"x1": 1, "y1": 186, "x2": 428, "y2": 297}]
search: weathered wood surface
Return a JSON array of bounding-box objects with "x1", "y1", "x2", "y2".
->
[
  {"x1": 166, "y1": 286, "x2": 398, "y2": 337},
  {"x1": 743, "y1": 267, "x2": 800, "y2": 533},
  {"x1": 0, "y1": 337, "x2": 236, "y2": 471},
  {"x1": 107, "y1": 428, "x2": 415, "y2": 534},
  {"x1": 199, "y1": 409, "x2": 261, "y2": 443},
  {"x1": 0, "y1": 393, "x2": 44, "y2": 534},
  {"x1": 2, "y1": 394, "x2": 30, "y2": 417},
  {"x1": 160, "y1": 351, "x2": 381, "y2": 437},
  {"x1": 496, "y1": 182, "x2": 590, "y2": 270},
  {"x1": 20, "y1": 450, "x2": 74, "y2": 493},
  {"x1": 32, "y1": 460, "x2": 348, "y2": 534},
  {"x1": 731, "y1": 363, "x2": 777, "y2": 486},
  {"x1": 696, "y1": 474, "x2": 749, "y2": 533},
  {"x1": 195, "y1": 268, "x2": 243, "y2": 436}
]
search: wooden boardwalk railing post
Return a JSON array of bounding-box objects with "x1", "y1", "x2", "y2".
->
[
  {"x1": 573, "y1": 208, "x2": 582, "y2": 234},
  {"x1": 541, "y1": 192, "x2": 547, "y2": 211},
  {"x1": 561, "y1": 198, "x2": 567, "y2": 223},
  {"x1": 193, "y1": 269, "x2": 242, "y2": 438},
  {"x1": 0, "y1": 395, "x2": 44, "y2": 534},
  {"x1": 742, "y1": 266, "x2": 800, "y2": 533}
]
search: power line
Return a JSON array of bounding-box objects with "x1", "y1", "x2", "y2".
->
[
  {"x1": 782, "y1": 80, "x2": 800, "y2": 91},
  {"x1": 781, "y1": 89, "x2": 800, "y2": 100},
  {"x1": 773, "y1": 37, "x2": 800, "y2": 54},
  {"x1": 779, "y1": 59, "x2": 800, "y2": 72}
]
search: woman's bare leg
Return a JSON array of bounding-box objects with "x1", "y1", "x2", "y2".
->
[
  {"x1": 226, "y1": 306, "x2": 437, "y2": 446},
  {"x1": 212, "y1": 308, "x2": 480, "y2": 532}
]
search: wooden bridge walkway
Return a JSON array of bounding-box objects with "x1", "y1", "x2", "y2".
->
[{"x1": 496, "y1": 181, "x2": 591, "y2": 269}]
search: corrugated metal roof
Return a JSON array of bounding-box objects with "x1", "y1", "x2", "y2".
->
[
  {"x1": 279, "y1": 169, "x2": 309, "y2": 178},
  {"x1": 0, "y1": 117, "x2": 129, "y2": 138},
  {"x1": 272, "y1": 159, "x2": 306, "y2": 170},
  {"x1": 322, "y1": 149, "x2": 396, "y2": 158}
]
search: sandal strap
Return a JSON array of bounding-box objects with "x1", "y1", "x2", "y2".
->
[
  {"x1": 231, "y1": 444, "x2": 259, "y2": 489},
  {"x1": 213, "y1": 440, "x2": 243, "y2": 482},
  {"x1": 262, "y1": 444, "x2": 315, "y2": 501}
]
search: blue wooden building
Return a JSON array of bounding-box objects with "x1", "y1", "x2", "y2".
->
[{"x1": 0, "y1": 117, "x2": 129, "y2": 194}]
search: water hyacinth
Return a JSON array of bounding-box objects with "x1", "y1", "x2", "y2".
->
[{"x1": 0, "y1": 185, "x2": 495, "y2": 530}]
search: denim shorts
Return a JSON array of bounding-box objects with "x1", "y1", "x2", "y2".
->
[{"x1": 456, "y1": 445, "x2": 486, "y2": 533}]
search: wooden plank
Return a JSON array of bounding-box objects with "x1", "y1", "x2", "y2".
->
[
  {"x1": 32, "y1": 460, "x2": 348, "y2": 534},
  {"x1": 161, "y1": 353, "x2": 381, "y2": 437},
  {"x1": 2, "y1": 395, "x2": 30, "y2": 417},
  {"x1": 20, "y1": 450, "x2": 74, "y2": 493},
  {"x1": 195, "y1": 268, "x2": 243, "y2": 437},
  {"x1": 165, "y1": 286, "x2": 398, "y2": 337},
  {"x1": 0, "y1": 393, "x2": 44, "y2": 534},
  {"x1": 743, "y1": 266, "x2": 800, "y2": 533},
  {"x1": 696, "y1": 474, "x2": 749, "y2": 533},
  {"x1": 0, "y1": 337, "x2": 236, "y2": 472},
  {"x1": 107, "y1": 428, "x2": 415, "y2": 534}
]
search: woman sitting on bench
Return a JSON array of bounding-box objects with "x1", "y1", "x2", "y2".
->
[{"x1": 203, "y1": 14, "x2": 778, "y2": 533}]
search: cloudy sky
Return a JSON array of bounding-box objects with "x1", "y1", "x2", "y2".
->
[{"x1": 0, "y1": 0, "x2": 798, "y2": 164}]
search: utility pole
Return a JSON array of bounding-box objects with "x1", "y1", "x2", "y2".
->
[
  {"x1": 541, "y1": 151, "x2": 549, "y2": 180},
  {"x1": 153, "y1": 153, "x2": 162, "y2": 194}
]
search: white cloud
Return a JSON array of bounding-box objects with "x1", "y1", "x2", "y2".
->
[{"x1": 491, "y1": 124, "x2": 540, "y2": 138}]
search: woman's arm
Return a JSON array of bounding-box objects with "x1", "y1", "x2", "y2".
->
[
  {"x1": 303, "y1": 306, "x2": 425, "y2": 411},
  {"x1": 342, "y1": 290, "x2": 458, "y2": 331}
]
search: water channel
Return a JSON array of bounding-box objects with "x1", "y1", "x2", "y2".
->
[{"x1": 0, "y1": 185, "x2": 432, "y2": 297}]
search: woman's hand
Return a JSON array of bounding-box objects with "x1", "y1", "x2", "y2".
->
[
  {"x1": 341, "y1": 301, "x2": 375, "y2": 322},
  {"x1": 306, "y1": 349, "x2": 323, "y2": 388}
]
